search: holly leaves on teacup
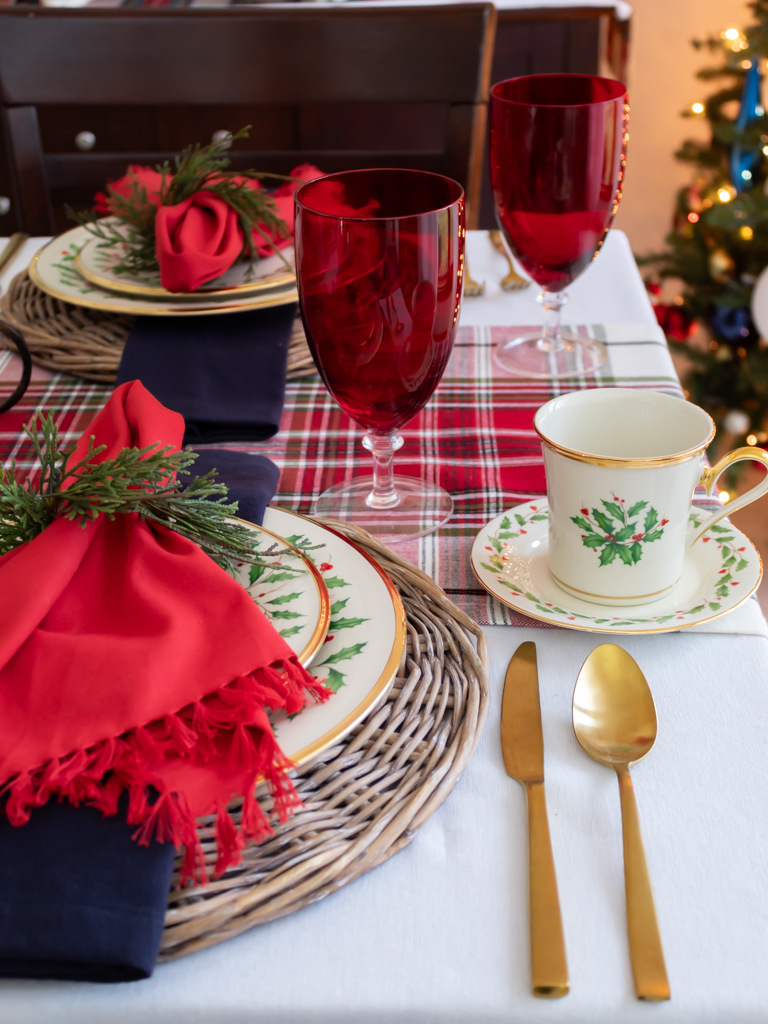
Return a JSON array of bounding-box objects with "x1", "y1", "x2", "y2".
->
[{"x1": 571, "y1": 496, "x2": 667, "y2": 567}]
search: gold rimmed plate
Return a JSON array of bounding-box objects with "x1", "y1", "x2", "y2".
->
[
  {"x1": 75, "y1": 228, "x2": 295, "y2": 301},
  {"x1": 235, "y1": 520, "x2": 330, "y2": 668},
  {"x1": 261, "y1": 507, "x2": 407, "y2": 766},
  {"x1": 29, "y1": 230, "x2": 297, "y2": 316},
  {"x1": 471, "y1": 499, "x2": 762, "y2": 634}
]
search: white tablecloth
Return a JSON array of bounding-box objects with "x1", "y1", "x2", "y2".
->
[{"x1": 1, "y1": 231, "x2": 767, "y2": 1023}]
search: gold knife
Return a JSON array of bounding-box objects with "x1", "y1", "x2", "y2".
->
[
  {"x1": 501, "y1": 641, "x2": 569, "y2": 998},
  {"x1": 0, "y1": 232, "x2": 29, "y2": 277}
]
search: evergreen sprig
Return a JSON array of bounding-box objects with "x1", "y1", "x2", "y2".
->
[
  {"x1": 0, "y1": 414, "x2": 280, "y2": 574},
  {"x1": 70, "y1": 127, "x2": 296, "y2": 277}
]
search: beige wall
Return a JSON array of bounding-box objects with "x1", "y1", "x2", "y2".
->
[{"x1": 613, "y1": 0, "x2": 750, "y2": 256}]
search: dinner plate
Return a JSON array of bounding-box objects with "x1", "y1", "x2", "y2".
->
[
  {"x1": 29, "y1": 227, "x2": 297, "y2": 316},
  {"x1": 75, "y1": 231, "x2": 296, "y2": 300},
  {"x1": 471, "y1": 499, "x2": 762, "y2": 634},
  {"x1": 262, "y1": 507, "x2": 407, "y2": 765},
  {"x1": 235, "y1": 521, "x2": 330, "y2": 668}
]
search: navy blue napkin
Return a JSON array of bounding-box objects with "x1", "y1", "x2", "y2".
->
[
  {"x1": 0, "y1": 797, "x2": 175, "y2": 983},
  {"x1": 116, "y1": 304, "x2": 297, "y2": 445},
  {"x1": 190, "y1": 448, "x2": 280, "y2": 526},
  {"x1": 0, "y1": 455, "x2": 279, "y2": 982}
]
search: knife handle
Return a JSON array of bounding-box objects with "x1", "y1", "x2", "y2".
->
[{"x1": 525, "y1": 781, "x2": 569, "y2": 998}]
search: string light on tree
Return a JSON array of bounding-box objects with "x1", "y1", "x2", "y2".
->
[
  {"x1": 723, "y1": 409, "x2": 752, "y2": 434},
  {"x1": 641, "y1": 4, "x2": 768, "y2": 476}
]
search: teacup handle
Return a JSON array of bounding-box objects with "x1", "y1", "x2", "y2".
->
[{"x1": 689, "y1": 447, "x2": 768, "y2": 546}]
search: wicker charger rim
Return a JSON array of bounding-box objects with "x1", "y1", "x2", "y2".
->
[
  {"x1": 160, "y1": 517, "x2": 489, "y2": 961},
  {"x1": 0, "y1": 270, "x2": 317, "y2": 383}
]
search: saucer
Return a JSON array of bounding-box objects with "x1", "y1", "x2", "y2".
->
[{"x1": 471, "y1": 499, "x2": 762, "y2": 633}]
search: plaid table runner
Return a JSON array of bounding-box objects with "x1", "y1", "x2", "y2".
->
[{"x1": 1, "y1": 322, "x2": 695, "y2": 626}]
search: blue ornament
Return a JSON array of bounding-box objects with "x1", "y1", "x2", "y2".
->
[
  {"x1": 730, "y1": 61, "x2": 763, "y2": 191},
  {"x1": 708, "y1": 304, "x2": 758, "y2": 345}
]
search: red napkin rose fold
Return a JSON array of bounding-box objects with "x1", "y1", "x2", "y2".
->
[
  {"x1": 0, "y1": 381, "x2": 329, "y2": 883},
  {"x1": 155, "y1": 191, "x2": 244, "y2": 293}
]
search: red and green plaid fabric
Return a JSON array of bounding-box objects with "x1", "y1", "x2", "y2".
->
[{"x1": 0, "y1": 323, "x2": 686, "y2": 625}]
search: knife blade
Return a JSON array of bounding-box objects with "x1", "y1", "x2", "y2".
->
[{"x1": 502, "y1": 641, "x2": 569, "y2": 998}]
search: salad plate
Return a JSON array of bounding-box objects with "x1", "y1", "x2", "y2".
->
[
  {"x1": 235, "y1": 520, "x2": 330, "y2": 668},
  {"x1": 75, "y1": 231, "x2": 295, "y2": 300},
  {"x1": 261, "y1": 508, "x2": 407, "y2": 765},
  {"x1": 29, "y1": 227, "x2": 297, "y2": 316}
]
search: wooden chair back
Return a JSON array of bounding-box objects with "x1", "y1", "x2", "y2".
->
[{"x1": 0, "y1": 4, "x2": 497, "y2": 234}]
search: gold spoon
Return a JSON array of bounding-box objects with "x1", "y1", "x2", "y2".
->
[
  {"x1": 489, "y1": 230, "x2": 531, "y2": 291},
  {"x1": 573, "y1": 644, "x2": 670, "y2": 1002}
]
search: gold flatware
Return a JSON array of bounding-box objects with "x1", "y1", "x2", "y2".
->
[
  {"x1": 573, "y1": 644, "x2": 670, "y2": 1002},
  {"x1": 501, "y1": 641, "x2": 569, "y2": 998},
  {"x1": 489, "y1": 230, "x2": 531, "y2": 291},
  {"x1": 0, "y1": 233, "x2": 29, "y2": 277},
  {"x1": 464, "y1": 255, "x2": 485, "y2": 296}
]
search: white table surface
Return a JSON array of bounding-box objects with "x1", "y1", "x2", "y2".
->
[{"x1": 1, "y1": 231, "x2": 767, "y2": 1023}]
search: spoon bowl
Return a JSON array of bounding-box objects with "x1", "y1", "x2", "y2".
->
[
  {"x1": 573, "y1": 644, "x2": 657, "y2": 768},
  {"x1": 573, "y1": 643, "x2": 670, "y2": 1002}
]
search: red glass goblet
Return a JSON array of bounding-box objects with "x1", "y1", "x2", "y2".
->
[
  {"x1": 295, "y1": 168, "x2": 464, "y2": 539},
  {"x1": 489, "y1": 73, "x2": 629, "y2": 378}
]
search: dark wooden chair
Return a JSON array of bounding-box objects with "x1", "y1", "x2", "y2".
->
[{"x1": 0, "y1": 4, "x2": 497, "y2": 235}]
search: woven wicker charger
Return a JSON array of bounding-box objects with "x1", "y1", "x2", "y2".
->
[
  {"x1": 160, "y1": 517, "x2": 489, "y2": 961},
  {"x1": 0, "y1": 270, "x2": 317, "y2": 383}
]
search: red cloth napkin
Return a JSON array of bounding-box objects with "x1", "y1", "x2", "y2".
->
[
  {"x1": 94, "y1": 165, "x2": 164, "y2": 214},
  {"x1": 93, "y1": 163, "x2": 326, "y2": 293},
  {"x1": 252, "y1": 163, "x2": 323, "y2": 257},
  {"x1": 0, "y1": 381, "x2": 329, "y2": 883},
  {"x1": 155, "y1": 190, "x2": 243, "y2": 293}
]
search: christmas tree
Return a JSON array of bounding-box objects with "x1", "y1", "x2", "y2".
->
[{"x1": 643, "y1": 0, "x2": 768, "y2": 451}]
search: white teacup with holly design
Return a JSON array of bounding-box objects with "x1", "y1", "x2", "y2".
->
[{"x1": 534, "y1": 388, "x2": 768, "y2": 606}]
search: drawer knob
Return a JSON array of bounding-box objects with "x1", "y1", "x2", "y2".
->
[
  {"x1": 75, "y1": 131, "x2": 96, "y2": 152},
  {"x1": 0, "y1": 197, "x2": 10, "y2": 216},
  {"x1": 211, "y1": 130, "x2": 232, "y2": 149}
]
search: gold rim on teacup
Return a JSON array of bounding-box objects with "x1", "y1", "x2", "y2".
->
[{"x1": 534, "y1": 388, "x2": 768, "y2": 605}]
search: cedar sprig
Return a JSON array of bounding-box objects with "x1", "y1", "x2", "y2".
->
[
  {"x1": 0, "y1": 413, "x2": 290, "y2": 575},
  {"x1": 70, "y1": 126, "x2": 296, "y2": 277}
]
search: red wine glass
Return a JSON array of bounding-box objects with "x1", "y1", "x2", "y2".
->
[
  {"x1": 295, "y1": 168, "x2": 464, "y2": 539},
  {"x1": 489, "y1": 74, "x2": 628, "y2": 377}
]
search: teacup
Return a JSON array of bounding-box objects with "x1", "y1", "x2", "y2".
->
[{"x1": 534, "y1": 388, "x2": 768, "y2": 606}]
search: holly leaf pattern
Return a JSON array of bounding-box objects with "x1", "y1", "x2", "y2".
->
[
  {"x1": 614, "y1": 524, "x2": 635, "y2": 542},
  {"x1": 576, "y1": 497, "x2": 667, "y2": 568},
  {"x1": 599, "y1": 545, "x2": 619, "y2": 566},
  {"x1": 592, "y1": 508, "x2": 615, "y2": 533},
  {"x1": 324, "y1": 576, "x2": 350, "y2": 589},
  {"x1": 319, "y1": 642, "x2": 368, "y2": 666},
  {"x1": 582, "y1": 533, "x2": 607, "y2": 549},
  {"x1": 267, "y1": 592, "x2": 302, "y2": 605},
  {"x1": 602, "y1": 500, "x2": 625, "y2": 522},
  {"x1": 329, "y1": 616, "x2": 369, "y2": 631},
  {"x1": 322, "y1": 668, "x2": 347, "y2": 693}
]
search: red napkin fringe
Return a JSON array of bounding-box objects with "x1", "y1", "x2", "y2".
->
[{"x1": 1, "y1": 657, "x2": 329, "y2": 885}]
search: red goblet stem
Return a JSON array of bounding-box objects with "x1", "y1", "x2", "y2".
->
[
  {"x1": 536, "y1": 290, "x2": 569, "y2": 353},
  {"x1": 362, "y1": 432, "x2": 404, "y2": 509}
]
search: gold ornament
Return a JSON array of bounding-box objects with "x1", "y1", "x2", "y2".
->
[{"x1": 708, "y1": 247, "x2": 736, "y2": 282}]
